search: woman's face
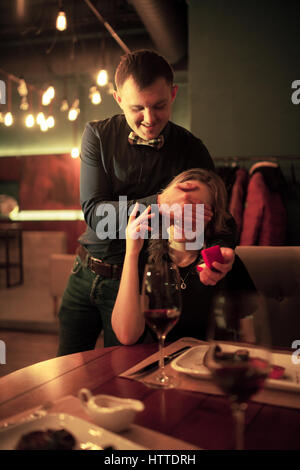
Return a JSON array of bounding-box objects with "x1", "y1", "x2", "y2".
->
[{"x1": 168, "y1": 179, "x2": 214, "y2": 244}]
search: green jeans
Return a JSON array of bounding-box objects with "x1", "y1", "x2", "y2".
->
[{"x1": 57, "y1": 255, "x2": 122, "y2": 356}]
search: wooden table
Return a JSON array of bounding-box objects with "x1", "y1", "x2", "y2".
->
[{"x1": 0, "y1": 342, "x2": 299, "y2": 450}]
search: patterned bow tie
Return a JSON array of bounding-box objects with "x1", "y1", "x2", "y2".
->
[{"x1": 128, "y1": 131, "x2": 164, "y2": 150}]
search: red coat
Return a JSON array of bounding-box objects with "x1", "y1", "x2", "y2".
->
[
  {"x1": 239, "y1": 171, "x2": 287, "y2": 245},
  {"x1": 229, "y1": 168, "x2": 248, "y2": 241}
]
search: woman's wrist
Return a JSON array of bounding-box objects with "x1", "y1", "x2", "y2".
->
[{"x1": 124, "y1": 250, "x2": 140, "y2": 262}]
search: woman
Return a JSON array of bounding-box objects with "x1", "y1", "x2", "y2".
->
[{"x1": 112, "y1": 169, "x2": 257, "y2": 345}]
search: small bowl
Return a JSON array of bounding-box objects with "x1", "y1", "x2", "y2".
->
[{"x1": 78, "y1": 388, "x2": 145, "y2": 433}]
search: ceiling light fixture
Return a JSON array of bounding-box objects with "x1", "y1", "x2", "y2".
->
[
  {"x1": 68, "y1": 99, "x2": 80, "y2": 121},
  {"x1": 60, "y1": 98, "x2": 69, "y2": 111},
  {"x1": 4, "y1": 112, "x2": 13, "y2": 127},
  {"x1": 25, "y1": 114, "x2": 35, "y2": 128},
  {"x1": 17, "y1": 78, "x2": 28, "y2": 97},
  {"x1": 56, "y1": 1, "x2": 67, "y2": 31},
  {"x1": 89, "y1": 86, "x2": 101, "y2": 105},
  {"x1": 97, "y1": 69, "x2": 108, "y2": 87},
  {"x1": 47, "y1": 116, "x2": 55, "y2": 128},
  {"x1": 20, "y1": 96, "x2": 29, "y2": 110}
]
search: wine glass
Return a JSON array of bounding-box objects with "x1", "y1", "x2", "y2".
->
[
  {"x1": 204, "y1": 290, "x2": 271, "y2": 450},
  {"x1": 141, "y1": 260, "x2": 182, "y2": 388}
]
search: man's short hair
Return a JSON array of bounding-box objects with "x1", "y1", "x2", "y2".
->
[{"x1": 115, "y1": 49, "x2": 174, "y2": 90}]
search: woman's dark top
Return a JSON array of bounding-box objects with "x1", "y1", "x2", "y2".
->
[{"x1": 145, "y1": 254, "x2": 258, "y2": 343}]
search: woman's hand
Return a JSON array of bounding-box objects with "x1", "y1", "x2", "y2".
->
[
  {"x1": 126, "y1": 203, "x2": 154, "y2": 256},
  {"x1": 196, "y1": 247, "x2": 235, "y2": 286}
]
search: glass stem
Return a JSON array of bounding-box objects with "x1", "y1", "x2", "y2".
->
[
  {"x1": 158, "y1": 335, "x2": 166, "y2": 376},
  {"x1": 231, "y1": 402, "x2": 247, "y2": 450}
]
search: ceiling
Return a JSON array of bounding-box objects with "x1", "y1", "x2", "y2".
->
[{"x1": 0, "y1": 0, "x2": 188, "y2": 83}]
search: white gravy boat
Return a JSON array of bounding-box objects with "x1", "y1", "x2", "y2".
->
[{"x1": 78, "y1": 388, "x2": 145, "y2": 432}]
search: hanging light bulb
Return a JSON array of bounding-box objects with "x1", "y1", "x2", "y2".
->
[
  {"x1": 89, "y1": 86, "x2": 102, "y2": 105},
  {"x1": 68, "y1": 108, "x2": 78, "y2": 121},
  {"x1": 56, "y1": 8, "x2": 67, "y2": 31},
  {"x1": 92, "y1": 91, "x2": 101, "y2": 105},
  {"x1": 42, "y1": 91, "x2": 51, "y2": 106},
  {"x1": 4, "y1": 112, "x2": 13, "y2": 126},
  {"x1": 97, "y1": 69, "x2": 108, "y2": 87},
  {"x1": 42, "y1": 86, "x2": 55, "y2": 106},
  {"x1": 71, "y1": 147, "x2": 79, "y2": 159},
  {"x1": 36, "y1": 112, "x2": 45, "y2": 125},
  {"x1": 40, "y1": 120, "x2": 49, "y2": 132},
  {"x1": 0, "y1": 112, "x2": 4, "y2": 123},
  {"x1": 25, "y1": 114, "x2": 35, "y2": 128},
  {"x1": 47, "y1": 86, "x2": 55, "y2": 100},
  {"x1": 68, "y1": 99, "x2": 80, "y2": 121},
  {"x1": 20, "y1": 96, "x2": 29, "y2": 110},
  {"x1": 60, "y1": 99, "x2": 69, "y2": 111},
  {"x1": 47, "y1": 116, "x2": 55, "y2": 128},
  {"x1": 17, "y1": 78, "x2": 28, "y2": 97}
]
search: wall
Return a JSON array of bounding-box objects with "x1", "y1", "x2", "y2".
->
[{"x1": 189, "y1": 0, "x2": 300, "y2": 158}]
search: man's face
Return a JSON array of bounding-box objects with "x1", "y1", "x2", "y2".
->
[{"x1": 114, "y1": 76, "x2": 178, "y2": 140}]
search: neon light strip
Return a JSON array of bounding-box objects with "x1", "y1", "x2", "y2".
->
[{"x1": 10, "y1": 210, "x2": 84, "y2": 221}]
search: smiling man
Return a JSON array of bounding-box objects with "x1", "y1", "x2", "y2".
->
[{"x1": 57, "y1": 49, "x2": 236, "y2": 356}]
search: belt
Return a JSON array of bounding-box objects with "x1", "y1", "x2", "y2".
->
[{"x1": 76, "y1": 245, "x2": 122, "y2": 280}]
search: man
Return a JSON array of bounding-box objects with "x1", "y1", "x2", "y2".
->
[{"x1": 57, "y1": 49, "x2": 236, "y2": 356}]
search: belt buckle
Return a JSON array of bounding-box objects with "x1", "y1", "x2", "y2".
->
[{"x1": 89, "y1": 256, "x2": 103, "y2": 274}]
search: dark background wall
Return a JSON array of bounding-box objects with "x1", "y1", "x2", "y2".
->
[{"x1": 189, "y1": 0, "x2": 300, "y2": 158}]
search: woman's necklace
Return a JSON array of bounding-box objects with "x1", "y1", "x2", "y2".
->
[
  {"x1": 168, "y1": 245, "x2": 200, "y2": 290},
  {"x1": 179, "y1": 263, "x2": 197, "y2": 290},
  {"x1": 180, "y1": 271, "x2": 189, "y2": 290}
]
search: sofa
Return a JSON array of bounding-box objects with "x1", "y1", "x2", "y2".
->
[
  {"x1": 236, "y1": 246, "x2": 300, "y2": 348},
  {"x1": 49, "y1": 246, "x2": 300, "y2": 348}
]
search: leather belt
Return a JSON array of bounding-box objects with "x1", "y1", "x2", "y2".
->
[{"x1": 76, "y1": 245, "x2": 122, "y2": 280}]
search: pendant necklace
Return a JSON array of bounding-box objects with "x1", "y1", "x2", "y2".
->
[
  {"x1": 180, "y1": 269, "x2": 191, "y2": 290},
  {"x1": 178, "y1": 254, "x2": 201, "y2": 290}
]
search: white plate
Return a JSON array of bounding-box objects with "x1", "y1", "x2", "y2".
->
[
  {"x1": 171, "y1": 344, "x2": 300, "y2": 393},
  {"x1": 0, "y1": 413, "x2": 146, "y2": 450},
  {"x1": 171, "y1": 345, "x2": 211, "y2": 379}
]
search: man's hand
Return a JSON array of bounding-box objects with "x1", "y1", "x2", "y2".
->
[
  {"x1": 197, "y1": 247, "x2": 235, "y2": 286},
  {"x1": 157, "y1": 181, "x2": 213, "y2": 226}
]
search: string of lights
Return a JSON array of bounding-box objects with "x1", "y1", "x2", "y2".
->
[{"x1": 0, "y1": 1, "x2": 124, "y2": 157}]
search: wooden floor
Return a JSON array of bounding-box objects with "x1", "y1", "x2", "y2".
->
[{"x1": 0, "y1": 330, "x2": 59, "y2": 377}]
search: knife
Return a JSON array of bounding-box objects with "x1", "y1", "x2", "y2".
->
[{"x1": 128, "y1": 346, "x2": 191, "y2": 376}]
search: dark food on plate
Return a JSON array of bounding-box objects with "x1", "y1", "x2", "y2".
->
[{"x1": 16, "y1": 428, "x2": 76, "y2": 450}]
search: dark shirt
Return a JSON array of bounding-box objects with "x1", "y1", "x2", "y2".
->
[
  {"x1": 162, "y1": 254, "x2": 258, "y2": 343},
  {"x1": 79, "y1": 114, "x2": 236, "y2": 263}
]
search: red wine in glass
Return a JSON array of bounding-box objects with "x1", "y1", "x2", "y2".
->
[
  {"x1": 142, "y1": 262, "x2": 182, "y2": 388},
  {"x1": 144, "y1": 308, "x2": 180, "y2": 338},
  {"x1": 204, "y1": 343, "x2": 270, "y2": 449},
  {"x1": 209, "y1": 354, "x2": 269, "y2": 404}
]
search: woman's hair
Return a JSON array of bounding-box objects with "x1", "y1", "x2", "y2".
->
[{"x1": 148, "y1": 168, "x2": 232, "y2": 265}]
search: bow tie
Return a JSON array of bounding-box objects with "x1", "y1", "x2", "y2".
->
[{"x1": 128, "y1": 131, "x2": 164, "y2": 150}]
